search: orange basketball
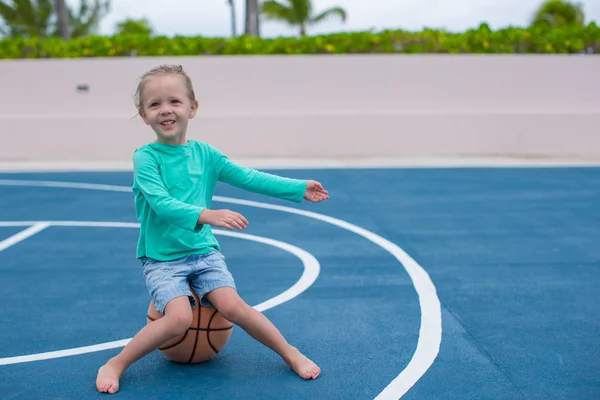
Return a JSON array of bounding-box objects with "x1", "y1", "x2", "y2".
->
[{"x1": 146, "y1": 288, "x2": 234, "y2": 364}]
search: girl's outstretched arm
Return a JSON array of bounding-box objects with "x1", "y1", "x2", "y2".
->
[{"x1": 211, "y1": 145, "x2": 329, "y2": 203}]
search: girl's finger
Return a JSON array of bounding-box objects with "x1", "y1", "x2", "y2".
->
[
  {"x1": 231, "y1": 218, "x2": 245, "y2": 230},
  {"x1": 237, "y1": 213, "x2": 249, "y2": 225}
]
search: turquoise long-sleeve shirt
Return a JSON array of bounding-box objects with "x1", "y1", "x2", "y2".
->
[{"x1": 132, "y1": 140, "x2": 308, "y2": 261}]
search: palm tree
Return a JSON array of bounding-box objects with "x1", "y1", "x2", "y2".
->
[
  {"x1": 531, "y1": 0, "x2": 585, "y2": 28},
  {"x1": 0, "y1": 0, "x2": 109, "y2": 38},
  {"x1": 0, "y1": 0, "x2": 55, "y2": 37},
  {"x1": 261, "y1": 0, "x2": 347, "y2": 37}
]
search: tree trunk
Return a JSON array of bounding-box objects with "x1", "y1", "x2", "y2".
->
[
  {"x1": 228, "y1": 0, "x2": 237, "y2": 37},
  {"x1": 244, "y1": 0, "x2": 260, "y2": 37},
  {"x1": 56, "y1": 0, "x2": 70, "y2": 40},
  {"x1": 300, "y1": 24, "x2": 306, "y2": 37}
]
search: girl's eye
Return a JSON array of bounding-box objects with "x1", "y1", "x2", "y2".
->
[
  {"x1": 171, "y1": 100, "x2": 180, "y2": 104},
  {"x1": 150, "y1": 102, "x2": 158, "y2": 107}
]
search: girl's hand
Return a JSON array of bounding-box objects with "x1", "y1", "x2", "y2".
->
[
  {"x1": 199, "y1": 209, "x2": 248, "y2": 230},
  {"x1": 304, "y1": 180, "x2": 329, "y2": 203}
]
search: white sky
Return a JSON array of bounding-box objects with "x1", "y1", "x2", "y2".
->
[{"x1": 81, "y1": 0, "x2": 600, "y2": 38}]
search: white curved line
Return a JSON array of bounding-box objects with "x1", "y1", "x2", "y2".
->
[
  {"x1": 0, "y1": 221, "x2": 139, "y2": 228},
  {"x1": 214, "y1": 197, "x2": 442, "y2": 400},
  {"x1": 0, "y1": 222, "x2": 319, "y2": 366},
  {"x1": 0, "y1": 179, "x2": 442, "y2": 399},
  {"x1": 213, "y1": 229, "x2": 319, "y2": 313},
  {"x1": 0, "y1": 223, "x2": 50, "y2": 251},
  {"x1": 0, "y1": 339, "x2": 133, "y2": 366},
  {"x1": 0, "y1": 179, "x2": 132, "y2": 192}
]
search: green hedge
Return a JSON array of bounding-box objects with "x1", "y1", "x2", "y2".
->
[{"x1": 1, "y1": 23, "x2": 599, "y2": 58}]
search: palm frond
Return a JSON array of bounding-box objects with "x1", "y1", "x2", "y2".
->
[
  {"x1": 261, "y1": 0, "x2": 298, "y2": 24},
  {"x1": 310, "y1": 6, "x2": 346, "y2": 25},
  {"x1": 69, "y1": 0, "x2": 110, "y2": 37},
  {"x1": 0, "y1": 0, "x2": 53, "y2": 36},
  {"x1": 13, "y1": 0, "x2": 36, "y2": 27},
  {"x1": 0, "y1": 2, "x2": 18, "y2": 22},
  {"x1": 289, "y1": 0, "x2": 310, "y2": 22}
]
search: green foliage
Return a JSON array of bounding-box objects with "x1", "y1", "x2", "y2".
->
[
  {"x1": 0, "y1": 0, "x2": 55, "y2": 37},
  {"x1": 0, "y1": 0, "x2": 110, "y2": 38},
  {"x1": 531, "y1": 0, "x2": 585, "y2": 29},
  {"x1": 67, "y1": 0, "x2": 110, "y2": 37},
  {"x1": 115, "y1": 18, "x2": 153, "y2": 36},
  {"x1": 0, "y1": 23, "x2": 599, "y2": 58},
  {"x1": 261, "y1": 0, "x2": 347, "y2": 36}
]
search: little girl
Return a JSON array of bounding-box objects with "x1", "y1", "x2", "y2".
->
[{"x1": 96, "y1": 64, "x2": 329, "y2": 394}]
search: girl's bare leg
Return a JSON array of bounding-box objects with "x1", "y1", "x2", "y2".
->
[
  {"x1": 205, "y1": 287, "x2": 320, "y2": 380},
  {"x1": 96, "y1": 296, "x2": 193, "y2": 394}
]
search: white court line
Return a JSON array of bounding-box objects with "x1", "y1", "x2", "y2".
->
[
  {"x1": 0, "y1": 339, "x2": 134, "y2": 366},
  {"x1": 0, "y1": 221, "x2": 138, "y2": 228},
  {"x1": 0, "y1": 179, "x2": 442, "y2": 399},
  {"x1": 2, "y1": 157, "x2": 600, "y2": 173},
  {"x1": 0, "y1": 223, "x2": 50, "y2": 252},
  {"x1": 0, "y1": 221, "x2": 319, "y2": 366},
  {"x1": 214, "y1": 229, "x2": 320, "y2": 313},
  {"x1": 0, "y1": 179, "x2": 131, "y2": 192},
  {"x1": 210, "y1": 197, "x2": 442, "y2": 400}
]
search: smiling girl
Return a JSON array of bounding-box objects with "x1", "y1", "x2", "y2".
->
[{"x1": 95, "y1": 64, "x2": 328, "y2": 394}]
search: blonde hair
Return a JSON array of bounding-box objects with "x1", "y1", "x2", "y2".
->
[{"x1": 134, "y1": 64, "x2": 196, "y2": 113}]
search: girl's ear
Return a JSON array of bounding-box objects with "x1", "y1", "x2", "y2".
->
[
  {"x1": 139, "y1": 109, "x2": 150, "y2": 125},
  {"x1": 189, "y1": 100, "x2": 199, "y2": 119}
]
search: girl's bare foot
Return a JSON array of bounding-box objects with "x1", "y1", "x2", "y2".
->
[
  {"x1": 96, "y1": 358, "x2": 123, "y2": 394},
  {"x1": 285, "y1": 346, "x2": 321, "y2": 380}
]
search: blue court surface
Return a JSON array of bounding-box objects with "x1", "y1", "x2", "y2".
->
[{"x1": 0, "y1": 167, "x2": 599, "y2": 400}]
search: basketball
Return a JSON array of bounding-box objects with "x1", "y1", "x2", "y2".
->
[{"x1": 146, "y1": 288, "x2": 234, "y2": 364}]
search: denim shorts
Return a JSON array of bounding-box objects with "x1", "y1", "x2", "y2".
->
[{"x1": 140, "y1": 250, "x2": 236, "y2": 315}]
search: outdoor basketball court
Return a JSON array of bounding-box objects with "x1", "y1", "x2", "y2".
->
[{"x1": 0, "y1": 165, "x2": 598, "y2": 399}]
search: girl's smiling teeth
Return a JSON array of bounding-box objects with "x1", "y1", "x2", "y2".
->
[{"x1": 161, "y1": 120, "x2": 175, "y2": 126}]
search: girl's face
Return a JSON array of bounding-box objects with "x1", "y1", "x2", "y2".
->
[{"x1": 139, "y1": 74, "x2": 198, "y2": 144}]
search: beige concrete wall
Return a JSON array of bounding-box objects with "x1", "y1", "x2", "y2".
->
[{"x1": 0, "y1": 55, "x2": 599, "y2": 164}]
